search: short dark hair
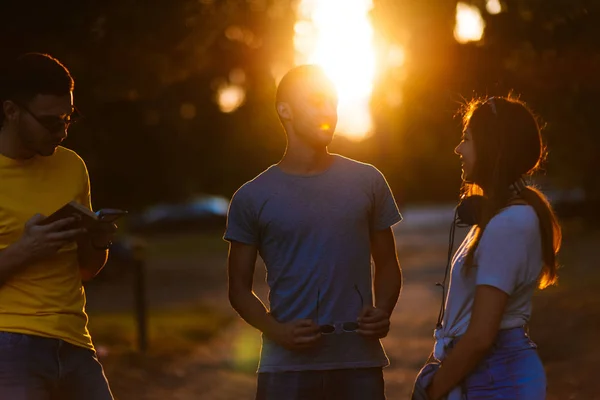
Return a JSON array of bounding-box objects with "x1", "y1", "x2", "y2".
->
[
  {"x1": 276, "y1": 64, "x2": 328, "y2": 104},
  {"x1": 0, "y1": 53, "x2": 74, "y2": 126}
]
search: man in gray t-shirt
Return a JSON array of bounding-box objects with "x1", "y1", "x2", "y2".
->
[{"x1": 225, "y1": 65, "x2": 402, "y2": 400}]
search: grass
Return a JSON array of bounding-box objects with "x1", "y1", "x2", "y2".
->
[
  {"x1": 528, "y1": 227, "x2": 600, "y2": 399},
  {"x1": 140, "y1": 231, "x2": 229, "y2": 260},
  {"x1": 88, "y1": 304, "x2": 237, "y2": 400},
  {"x1": 88, "y1": 303, "x2": 234, "y2": 356}
]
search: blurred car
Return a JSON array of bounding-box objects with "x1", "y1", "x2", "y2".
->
[
  {"x1": 544, "y1": 186, "x2": 599, "y2": 222},
  {"x1": 545, "y1": 187, "x2": 585, "y2": 217},
  {"x1": 128, "y1": 195, "x2": 229, "y2": 234}
]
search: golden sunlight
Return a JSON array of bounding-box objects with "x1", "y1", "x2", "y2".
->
[
  {"x1": 454, "y1": 2, "x2": 485, "y2": 44},
  {"x1": 294, "y1": 0, "x2": 376, "y2": 141}
]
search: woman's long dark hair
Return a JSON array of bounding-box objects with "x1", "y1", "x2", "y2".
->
[{"x1": 461, "y1": 95, "x2": 561, "y2": 289}]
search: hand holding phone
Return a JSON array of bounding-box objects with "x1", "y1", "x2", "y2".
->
[
  {"x1": 42, "y1": 203, "x2": 127, "y2": 250},
  {"x1": 89, "y1": 209, "x2": 127, "y2": 249},
  {"x1": 17, "y1": 214, "x2": 86, "y2": 263},
  {"x1": 42, "y1": 202, "x2": 127, "y2": 229},
  {"x1": 95, "y1": 209, "x2": 128, "y2": 224}
]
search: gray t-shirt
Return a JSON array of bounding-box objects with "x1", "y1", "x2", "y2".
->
[
  {"x1": 224, "y1": 154, "x2": 402, "y2": 372},
  {"x1": 441, "y1": 205, "x2": 543, "y2": 338}
]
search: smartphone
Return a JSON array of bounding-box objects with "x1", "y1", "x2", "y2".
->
[{"x1": 95, "y1": 209, "x2": 128, "y2": 223}]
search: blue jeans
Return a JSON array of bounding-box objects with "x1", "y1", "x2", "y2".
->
[
  {"x1": 0, "y1": 332, "x2": 113, "y2": 400},
  {"x1": 454, "y1": 327, "x2": 546, "y2": 399},
  {"x1": 256, "y1": 367, "x2": 385, "y2": 400}
]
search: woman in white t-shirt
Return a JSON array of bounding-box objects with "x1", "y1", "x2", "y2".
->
[{"x1": 416, "y1": 96, "x2": 562, "y2": 400}]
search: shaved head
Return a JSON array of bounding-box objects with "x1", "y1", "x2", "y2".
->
[{"x1": 276, "y1": 65, "x2": 336, "y2": 106}]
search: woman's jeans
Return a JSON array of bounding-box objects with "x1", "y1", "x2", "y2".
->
[{"x1": 452, "y1": 327, "x2": 546, "y2": 399}]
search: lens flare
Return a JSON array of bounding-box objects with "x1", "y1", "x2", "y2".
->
[
  {"x1": 486, "y1": 0, "x2": 502, "y2": 15},
  {"x1": 294, "y1": 0, "x2": 376, "y2": 141}
]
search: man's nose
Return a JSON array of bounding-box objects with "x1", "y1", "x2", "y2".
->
[{"x1": 55, "y1": 126, "x2": 68, "y2": 141}]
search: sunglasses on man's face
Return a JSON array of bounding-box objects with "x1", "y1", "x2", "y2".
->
[
  {"x1": 316, "y1": 285, "x2": 364, "y2": 335},
  {"x1": 17, "y1": 102, "x2": 81, "y2": 134}
]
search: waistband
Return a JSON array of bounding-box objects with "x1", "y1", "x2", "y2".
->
[{"x1": 435, "y1": 326, "x2": 531, "y2": 360}]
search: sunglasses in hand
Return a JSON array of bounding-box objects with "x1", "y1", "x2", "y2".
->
[{"x1": 316, "y1": 284, "x2": 364, "y2": 335}]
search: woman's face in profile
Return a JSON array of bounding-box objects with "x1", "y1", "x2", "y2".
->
[{"x1": 455, "y1": 127, "x2": 476, "y2": 182}]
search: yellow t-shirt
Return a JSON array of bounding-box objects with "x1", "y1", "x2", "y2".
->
[{"x1": 0, "y1": 146, "x2": 94, "y2": 350}]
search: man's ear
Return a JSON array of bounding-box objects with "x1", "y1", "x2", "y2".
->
[
  {"x1": 2, "y1": 100, "x2": 19, "y2": 124},
  {"x1": 276, "y1": 101, "x2": 293, "y2": 121}
]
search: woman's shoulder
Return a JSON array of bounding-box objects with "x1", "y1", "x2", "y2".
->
[{"x1": 486, "y1": 205, "x2": 539, "y2": 237}]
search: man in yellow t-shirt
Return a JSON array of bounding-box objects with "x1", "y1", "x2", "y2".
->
[{"x1": 0, "y1": 53, "x2": 116, "y2": 399}]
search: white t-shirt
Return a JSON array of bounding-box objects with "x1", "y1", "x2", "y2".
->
[{"x1": 441, "y1": 205, "x2": 543, "y2": 338}]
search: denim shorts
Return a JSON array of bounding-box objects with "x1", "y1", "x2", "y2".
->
[
  {"x1": 451, "y1": 327, "x2": 546, "y2": 399},
  {"x1": 0, "y1": 331, "x2": 113, "y2": 400},
  {"x1": 256, "y1": 367, "x2": 385, "y2": 400}
]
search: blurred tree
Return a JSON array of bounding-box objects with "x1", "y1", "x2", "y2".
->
[
  {"x1": 369, "y1": 0, "x2": 600, "y2": 204},
  {"x1": 479, "y1": 0, "x2": 600, "y2": 201},
  {"x1": 0, "y1": 0, "x2": 294, "y2": 211},
  {"x1": 1, "y1": 0, "x2": 599, "y2": 212}
]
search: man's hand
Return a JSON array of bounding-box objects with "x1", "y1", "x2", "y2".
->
[
  {"x1": 268, "y1": 319, "x2": 322, "y2": 351},
  {"x1": 18, "y1": 214, "x2": 85, "y2": 263},
  {"x1": 86, "y1": 221, "x2": 117, "y2": 249},
  {"x1": 357, "y1": 306, "x2": 391, "y2": 338}
]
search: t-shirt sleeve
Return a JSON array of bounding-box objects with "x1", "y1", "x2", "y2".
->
[
  {"x1": 475, "y1": 214, "x2": 530, "y2": 295},
  {"x1": 223, "y1": 186, "x2": 259, "y2": 246},
  {"x1": 370, "y1": 167, "x2": 402, "y2": 231}
]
